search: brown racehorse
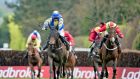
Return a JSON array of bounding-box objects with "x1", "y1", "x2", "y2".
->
[
  {"x1": 47, "y1": 27, "x2": 68, "y2": 79},
  {"x1": 99, "y1": 27, "x2": 121, "y2": 79},
  {"x1": 27, "y1": 43, "x2": 43, "y2": 79},
  {"x1": 65, "y1": 48, "x2": 76, "y2": 79}
]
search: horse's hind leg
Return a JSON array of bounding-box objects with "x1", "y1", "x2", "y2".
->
[{"x1": 112, "y1": 59, "x2": 117, "y2": 79}]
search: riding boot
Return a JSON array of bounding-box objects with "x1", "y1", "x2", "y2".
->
[
  {"x1": 59, "y1": 35, "x2": 70, "y2": 50},
  {"x1": 89, "y1": 47, "x2": 94, "y2": 57},
  {"x1": 23, "y1": 50, "x2": 28, "y2": 59},
  {"x1": 115, "y1": 38, "x2": 121, "y2": 54},
  {"x1": 99, "y1": 35, "x2": 108, "y2": 49}
]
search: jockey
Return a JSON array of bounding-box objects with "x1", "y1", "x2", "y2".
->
[
  {"x1": 64, "y1": 31, "x2": 75, "y2": 52},
  {"x1": 88, "y1": 26, "x2": 102, "y2": 57},
  {"x1": 24, "y1": 31, "x2": 43, "y2": 59},
  {"x1": 26, "y1": 34, "x2": 41, "y2": 53},
  {"x1": 99, "y1": 21, "x2": 124, "y2": 53},
  {"x1": 28, "y1": 30, "x2": 41, "y2": 43},
  {"x1": 42, "y1": 10, "x2": 70, "y2": 51}
]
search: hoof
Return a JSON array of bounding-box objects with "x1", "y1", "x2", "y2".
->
[{"x1": 37, "y1": 74, "x2": 40, "y2": 78}]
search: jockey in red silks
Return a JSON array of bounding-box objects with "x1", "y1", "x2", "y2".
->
[
  {"x1": 64, "y1": 31, "x2": 77, "y2": 58},
  {"x1": 64, "y1": 31, "x2": 75, "y2": 52},
  {"x1": 89, "y1": 26, "x2": 102, "y2": 57},
  {"x1": 99, "y1": 21, "x2": 124, "y2": 54}
]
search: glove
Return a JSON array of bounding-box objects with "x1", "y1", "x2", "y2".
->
[
  {"x1": 119, "y1": 33, "x2": 124, "y2": 38},
  {"x1": 42, "y1": 27, "x2": 47, "y2": 30}
]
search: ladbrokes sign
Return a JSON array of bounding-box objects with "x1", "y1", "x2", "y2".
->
[{"x1": 0, "y1": 66, "x2": 139, "y2": 79}]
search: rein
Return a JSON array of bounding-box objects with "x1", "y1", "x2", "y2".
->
[
  {"x1": 56, "y1": 46, "x2": 63, "y2": 50},
  {"x1": 103, "y1": 43, "x2": 118, "y2": 51}
]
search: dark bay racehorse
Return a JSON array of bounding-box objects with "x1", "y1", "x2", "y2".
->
[
  {"x1": 27, "y1": 43, "x2": 43, "y2": 79},
  {"x1": 65, "y1": 49, "x2": 76, "y2": 79},
  {"x1": 47, "y1": 27, "x2": 68, "y2": 79},
  {"x1": 99, "y1": 27, "x2": 120, "y2": 79},
  {"x1": 89, "y1": 40, "x2": 101, "y2": 79}
]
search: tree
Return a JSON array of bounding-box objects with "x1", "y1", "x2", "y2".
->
[
  {"x1": 132, "y1": 33, "x2": 140, "y2": 50},
  {"x1": 8, "y1": 14, "x2": 25, "y2": 50}
]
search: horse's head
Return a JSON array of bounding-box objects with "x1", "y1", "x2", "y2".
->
[
  {"x1": 48, "y1": 27, "x2": 60, "y2": 50},
  {"x1": 105, "y1": 26, "x2": 118, "y2": 48}
]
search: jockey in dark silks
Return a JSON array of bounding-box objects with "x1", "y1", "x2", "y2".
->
[{"x1": 42, "y1": 10, "x2": 70, "y2": 51}]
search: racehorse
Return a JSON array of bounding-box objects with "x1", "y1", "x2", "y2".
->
[
  {"x1": 89, "y1": 40, "x2": 101, "y2": 79},
  {"x1": 99, "y1": 27, "x2": 121, "y2": 79},
  {"x1": 27, "y1": 42, "x2": 43, "y2": 79},
  {"x1": 64, "y1": 48, "x2": 76, "y2": 79},
  {"x1": 47, "y1": 27, "x2": 68, "y2": 79}
]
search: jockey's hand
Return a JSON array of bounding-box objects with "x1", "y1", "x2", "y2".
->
[
  {"x1": 42, "y1": 27, "x2": 47, "y2": 30},
  {"x1": 118, "y1": 33, "x2": 124, "y2": 38}
]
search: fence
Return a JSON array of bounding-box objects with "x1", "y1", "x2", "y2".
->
[{"x1": 0, "y1": 49, "x2": 140, "y2": 67}]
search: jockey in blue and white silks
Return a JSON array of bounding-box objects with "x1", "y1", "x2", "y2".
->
[{"x1": 42, "y1": 10, "x2": 69, "y2": 50}]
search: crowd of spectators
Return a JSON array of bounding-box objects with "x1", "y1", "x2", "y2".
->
[{"x1": 0, "y1": 50, "x2": 140, "y2": 67}]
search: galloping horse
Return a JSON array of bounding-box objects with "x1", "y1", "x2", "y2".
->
[
  {"x1": 47, "y1": 27, "x2": 68, "y2": 79},
  {"x1": 27, "y1": 43, "x2": 43, "y2": 79},
  {"x1": 65, "y1": 48, "x2": 76, "y2": 79},
  {"x1": 99, "y1": 27, "x2": 120, "y2": 79},
  {"x1": 89, "y1": 40, "x2": 101, "y2": 79}
]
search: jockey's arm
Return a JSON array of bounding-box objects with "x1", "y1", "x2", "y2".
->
[
  {"x1": 89, "y1": 31, "x2": 97, "y2": 42},
  {"x1": 68, "y1": 34, "x2": 75, "y2": 46},
  {"x1": 42, "y1": 18, "x2": 51, "y2": 30},
  {"x1": 99, "y1": 25, "x2": 106, "y2": 32},
  {"x1": 36, "y1": 32, "x2": 41, "y2": 43},
  {"x1": 25, "y1": 37, "x2": 31, "y2": 48},
  {"x1": 58, "y1": 18, "x2": 64, "y2": 30},
  {"x1": 34, "y1": 39, "x2": 41, "y2": 48},
  {"x1": 115, "y1": 26, "x2": 124, "y2": 38}
]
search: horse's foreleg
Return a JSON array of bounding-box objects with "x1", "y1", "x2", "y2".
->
[
  {"x1": 29, "y1": 64, "x2": 35, "y2": 79},
  {"x1": 57, "y1": 66, "x2": 61, "y2": 79},
  {"x1": 71, "y1": 66, "x2": 74, "y2": 79},
  {"x1": 105, "y1": 65, "x2": 108, "y2": 78},
  {"x1": 53, "y1": 62, "x2": 56, "y2": 79},
  {"x1": 37, "y1": 58, "x2": 42, "y2": 78},
  {"x1": 48, "y1": 56, "x2": 53, "y2": 79},
  {"x1": 93, "y1": 61, "x2": 100, "y2": 79},
  {"x1": 63, "y1": 64, "x2": 66, "y2": 77},
  {"x1": 100, "y1": 61, "x2": 105, "y2": 79},
  {"x1": 37, "y1": 64, "x2": 41, "y2": 78},
  {"x1": 112, "y1": 59, "x2": 117, "y2": 79}
]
